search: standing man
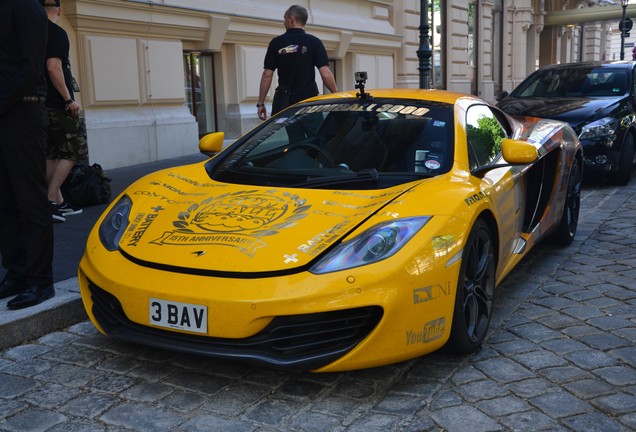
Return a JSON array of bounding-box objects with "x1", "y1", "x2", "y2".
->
[
  {"x1": 0, "y1": 0, "x2": 56, "y2": 309},
  {"x1": 257, "y1": 5, "x2": 338, "y2": 121},
  {"x1": 42, "y1": 0, "x2": 87, "y2": 221}
]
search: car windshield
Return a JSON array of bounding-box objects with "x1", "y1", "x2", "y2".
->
[
  {"x1": 512, "y1": 66, "x2": 629, "y2": 98},
  {"x1": 210, "y1": 98, "x2": 454, "y2": 189}
]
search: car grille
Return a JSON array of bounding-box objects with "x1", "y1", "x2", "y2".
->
[{"x1": 88, "y1": 281, "x2": 383, "y2": 370}]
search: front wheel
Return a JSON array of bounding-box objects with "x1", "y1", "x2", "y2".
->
[{"x1": 445, "y1": 219, "x2": 496, "y2": 354}]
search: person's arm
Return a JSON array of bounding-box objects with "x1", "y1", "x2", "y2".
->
[
  {"x1": 257, "y1": 69, "x2": 274, "y2": 121},
  {"x1": 318, "y1": 65, "x2": 338, "y2": 94},
  {"x1": 46, "y1": 57, "x2": 79, "y2": 117}
]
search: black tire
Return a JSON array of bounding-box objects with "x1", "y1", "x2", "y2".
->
[
  {"x1": 445, "y1": 219, "x2": 496, "y2": 354},
  {"x1": 612, "y1": 134, "x2": 634, "y2": 185},
  {"x1": 549, "y1": 157, "x2": 581, "y2": 246}
]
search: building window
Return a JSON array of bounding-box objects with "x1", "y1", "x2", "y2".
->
[{"x1": 184, "y1": 52, "x2": 217, "y2": 137}]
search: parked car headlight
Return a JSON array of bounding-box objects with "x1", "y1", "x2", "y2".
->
[
  {"x1": 311, "y1": 217, "x2": 431, "y2": 274},
  {"x1": 579, "y1": 117, "x2": 619, "y2": 140},
  {"x1": 99, "y1": 195, "x2": 132, "y2": 251}
]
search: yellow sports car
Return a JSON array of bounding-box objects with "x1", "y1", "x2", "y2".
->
[{"x1": 79, "y1": 79, "x2": 582, "y2": 372}]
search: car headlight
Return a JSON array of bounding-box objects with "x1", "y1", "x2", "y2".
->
[
  {"x1": 99, "y1": 195, "x2": 132, "y2": 251},
  {"x1": 311, "y1": 216, "x2": 431, "y2": 274},
  {"x1": 579, "y1": 117, "x2": 618, "y2": 140}
]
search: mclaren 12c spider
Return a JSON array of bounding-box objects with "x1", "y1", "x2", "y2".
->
[{"x1": 79, "y1": 79, "x2": 583, "y2": 372}]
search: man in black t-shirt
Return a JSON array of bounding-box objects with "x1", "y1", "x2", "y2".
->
[
  {"x1": 42, "y1": 0, "x2": 87, "y2": 221},
  {"x1": 0, "y1": 0, "x2": 55, "y2": 309},
  {"x1": 257, "y1": 5, "x2": 337, "y2": 120}
]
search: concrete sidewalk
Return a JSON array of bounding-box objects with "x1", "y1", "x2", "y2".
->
[
  {"x1": 0, "y1": 152, "x2": 209, "y2": 350},
  {"x1": 0, "y1": 278, "x2": 83, "y2": 350}
]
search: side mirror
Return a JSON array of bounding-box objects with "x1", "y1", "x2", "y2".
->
[
  {"x1": 501, "y1": 138, "x2": 538, "y2": 164},
  {"x1": 472, "y1": 138, "x2": 539, "y2": 177},
  {"x1": 496, "y1": 90, "x2": 509, "y2": 102},
  {"x1": 199, "y1": 132, "x2": 224, "y2": 156}
]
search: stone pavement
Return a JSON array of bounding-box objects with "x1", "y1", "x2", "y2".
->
[{"x1": 0, "y1": 176, "x2": 634, "y2": 431}]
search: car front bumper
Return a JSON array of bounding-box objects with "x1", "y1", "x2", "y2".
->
[
  {"x1": 78, "y1": 239, "x2": 461, "y2": 372},
  {"x1": 581, "y1": 139, "x2": 621, "y2": 175}
]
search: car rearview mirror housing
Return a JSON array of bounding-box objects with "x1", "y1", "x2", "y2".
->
[
  {"x1": 199, "y1": 132, "x2": 225, "y2": 156},
  {"x1": 501, "y1": 138, "x2": 538, "y2": 164},
  {"x1": 496, "y1": 90, "x2": 509, "y2": 102}
]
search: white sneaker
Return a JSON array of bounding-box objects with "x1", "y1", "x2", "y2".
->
[
  {"x1": 50, "y1": 202, "x2": 66, "y2": 223},
  {"x1": 59, "y1": 201, "x2": 83, "y2": 216}
]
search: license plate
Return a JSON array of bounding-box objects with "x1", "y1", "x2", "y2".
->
[{"x1": 149, "y1": 298, "x2": 207, "y2": 334}]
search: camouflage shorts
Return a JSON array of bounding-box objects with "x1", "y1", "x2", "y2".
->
[{"x1": 45, "y1": 107, "x2": 88, "y2": 161}]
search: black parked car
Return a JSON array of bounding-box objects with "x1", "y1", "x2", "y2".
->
[{"x1": 497, "y1": 61, "x2": 636, "y2": 184}]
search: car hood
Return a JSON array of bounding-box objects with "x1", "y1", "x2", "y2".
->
[
  {"x1": 117, "y1": 165, "x2": 421, "y2": 273},
  {"x1": 498, "y1": 96, "x2": 624, "y2": 130}
]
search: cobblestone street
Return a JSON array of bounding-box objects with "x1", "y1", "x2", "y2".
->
[{"x1": 0, "y1": 179, "x2": 635, "y2": 432}]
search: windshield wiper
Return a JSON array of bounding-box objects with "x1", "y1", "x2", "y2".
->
[
  {"x1": 359, "y1": 168, "x2": 379, "y2": 180},
  {"x1": 296, "y1": 169, "x2": 429, "y2": 188}
]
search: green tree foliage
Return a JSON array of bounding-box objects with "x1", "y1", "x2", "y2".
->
[{"x1": 466, "y1": 116, "x2": 504, "y2": 165}]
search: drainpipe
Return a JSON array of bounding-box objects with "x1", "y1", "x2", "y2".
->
[{"x1": 509, "y1": 1, "x2": 517, "y2": 89}]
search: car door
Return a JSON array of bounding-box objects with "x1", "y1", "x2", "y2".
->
[{"x1": 465, "y1": 104, "x2": 525, "y2": 271}]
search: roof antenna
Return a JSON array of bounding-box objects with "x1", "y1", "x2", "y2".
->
[{"x1": 355, "y1": 71, "x2": 373, "y2": 101}]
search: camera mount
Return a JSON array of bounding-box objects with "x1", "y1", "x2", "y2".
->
[{"x1": 355, "y1": 71, "x2": 372, "y2": 101}]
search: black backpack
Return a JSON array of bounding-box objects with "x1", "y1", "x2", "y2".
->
[{"x1": 61, "y1": 163, "x2": 112, "y2": 206}]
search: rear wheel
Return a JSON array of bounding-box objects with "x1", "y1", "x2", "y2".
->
[
  {"x1": 550, "y1": 157, "x2": 581, "y2": 246},
  {"x1": 445, "y1": 219, "x2": 495, "y2": 354},
  {"x1": 613, "y1": 134, "x2": 634, "y2": 185}
]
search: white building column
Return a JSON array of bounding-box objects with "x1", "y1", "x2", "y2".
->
[
  {"x1": 477, "y1": 1, "x2": 496, "y2": 101},
  {"x1": 502, "y1": 0, "x2": 533, "y2": 92},
  {"x1": 583, "y1": 24, "x2": 604, "y2": 61},
  {"x1": 559, "y1": 25, "x2": 573, "y2": 63},
  {"x1": 445, "y1": 0, "x2": 471, "y2": 94}
]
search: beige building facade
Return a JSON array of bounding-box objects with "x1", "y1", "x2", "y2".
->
[{"x1": 58, "y1": 0, "x2": 635, "y2": 169}]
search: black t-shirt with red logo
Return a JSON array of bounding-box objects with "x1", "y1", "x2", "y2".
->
[{"x1": 264, "y1": 28, "x2": 329, "y2": 104}]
